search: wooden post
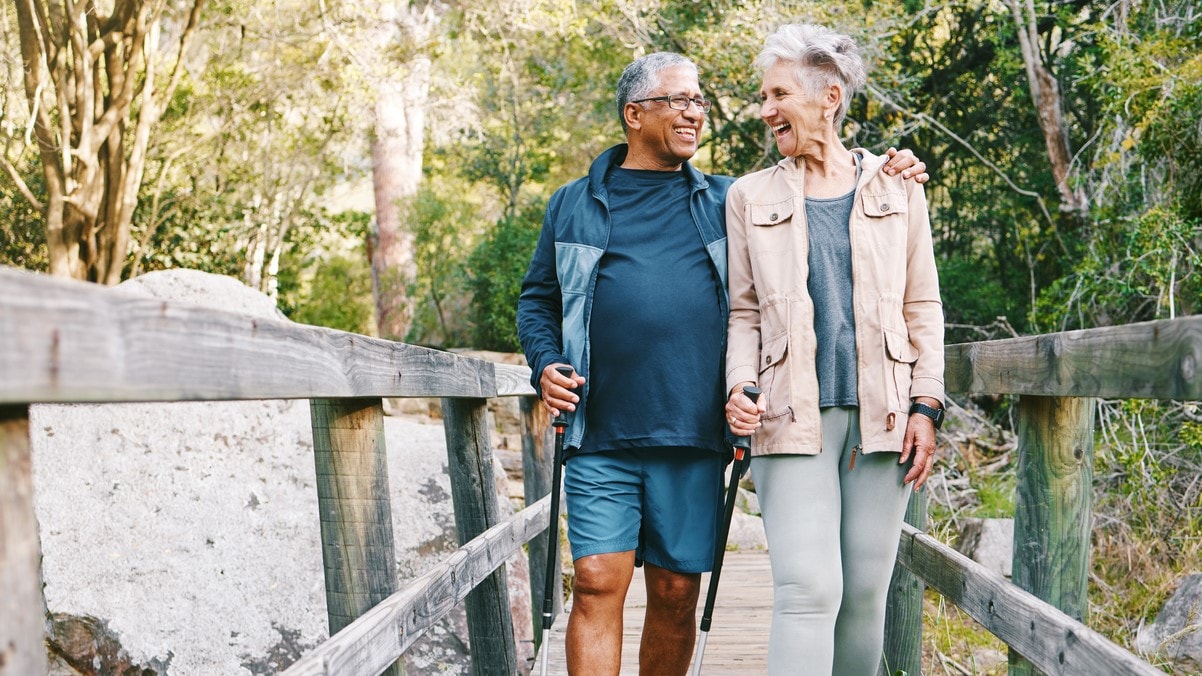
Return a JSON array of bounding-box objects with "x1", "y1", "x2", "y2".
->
[
  {"x1": 309, "y1": 398, "x2": 401, "y2": 676},
  {"x1": 1009, "y1": 395, "x2": 1095, "y2": 675},
  {"x1": 441, "y1": 398, "x2": 519, "y2": 676},
  {"x1": 884, "y1": 490, "x2": 928, "y2": 676},
  {"x1": 0, "y1": 405, "x2": 49, "y2": 676},
  {"x1": 520, "y1": 395, "x2": 561, "y2": 648}
]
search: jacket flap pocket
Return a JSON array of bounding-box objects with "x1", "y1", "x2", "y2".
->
[
  {"x1": 760, "y1": 331, "x2": 788, "y2": 371},
  {"x1": 883, "y1": 328, "x2": 919, "y2": 363},
  {"x1": 759, "y1": 297, "x2": 789, "y2": 371},
  {"x1": 860, "y1": 190, "x2": 908, "y2": 218},
  {"x1": 750, "y1": 200, "x2": 794, "y2": 227}
]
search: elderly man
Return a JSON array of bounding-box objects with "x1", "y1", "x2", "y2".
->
[{"x1": 517, "y1": 52, "x2": 927, "y2": 674}]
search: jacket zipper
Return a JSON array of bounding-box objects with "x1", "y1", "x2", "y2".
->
[{"x1": 849, "y1": 444, "x2": 861, "y2": 471}]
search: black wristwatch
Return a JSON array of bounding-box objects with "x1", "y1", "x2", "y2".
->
[{"x1": 909, "y1": 401, "x2": 944, "y2": 429}]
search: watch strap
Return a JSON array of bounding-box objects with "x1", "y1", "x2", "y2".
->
[{"x1": 909, "y1": 401, "x2": 944, "y2": 429}]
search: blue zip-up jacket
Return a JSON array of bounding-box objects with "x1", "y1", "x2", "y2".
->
[{"x1": 517, "y1": 144, "x2": 735, "y2": 449}]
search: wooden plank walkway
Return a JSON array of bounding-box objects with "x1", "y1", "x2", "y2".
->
[{"x1": 536, "y1": 550, "x2": 772, "y2": 674}]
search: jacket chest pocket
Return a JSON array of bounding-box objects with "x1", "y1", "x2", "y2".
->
[
  {"x1": 858, "y1": 188, "x2": 909, "y2": 258},
  {"x1": 747, "y1": 199, "x2": 798, "y2": 258}
]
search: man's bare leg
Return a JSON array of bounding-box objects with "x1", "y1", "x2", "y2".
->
[
  {"x1": 566, "y1": 551, "x2": 636, "y2": 675},
  {"x1": 639, "y1": 563, "x2": 702, "y2": 675}
]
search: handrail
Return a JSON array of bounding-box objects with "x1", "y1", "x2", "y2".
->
[
  {"x1": 945, "y1": 316, "x2": 1202, "y2": 399},
  {"x1": 283, "y1": 496, "x2": 550, "y2": 676},
  {"x1": 0, "y1": 266, "x2": 535, "y2": 403},
  {"x1": 895, "y1": 524, "x2": 1164, "y2": 675}
]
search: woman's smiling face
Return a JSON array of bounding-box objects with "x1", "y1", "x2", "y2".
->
[{"x1": 758, "y1": 61, "x2": 833, "y2": 158}]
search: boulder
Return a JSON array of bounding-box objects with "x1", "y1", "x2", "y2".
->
[
  {"x1": 32, "y1": 269, "x2": 530, "y2": 675},
  {"x1": 1135, "y1": 573, "x2": 1202, "y2": 672},
  {"x1": 956, "y1": 518, "x2": 1014, "y2": 577},
  {"x1": 727, "y1": 510, "x2": 768, "y2": 551}
]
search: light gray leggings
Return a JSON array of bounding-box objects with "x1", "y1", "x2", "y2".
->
[{"x1": 750, "y1": 407, "x2": 912, "y2": 676}]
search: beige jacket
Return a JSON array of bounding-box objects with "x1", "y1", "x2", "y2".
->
[{"x1": 725, "y1": 149, "x2": 944, "y2": 457}]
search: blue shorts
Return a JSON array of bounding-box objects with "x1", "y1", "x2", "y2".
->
[{"x1": 562, "y1": 447, "x2": 724, "y2": 573}]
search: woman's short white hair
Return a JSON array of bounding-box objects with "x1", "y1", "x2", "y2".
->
[{"x1": 754, "y1": 24, "x2": 867, "y2": 128}]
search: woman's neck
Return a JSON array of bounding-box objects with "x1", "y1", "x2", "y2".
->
[{"x1": 798, "y1": 144, "x2": 857, "y2": 198}]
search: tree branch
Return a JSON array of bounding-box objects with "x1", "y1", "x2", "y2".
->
[
  {"x1": 866, "y1": 83, "x2": 1056, "y2": 230},
  {"x1": 0, "y1": 156, "x2": 44, "y2": 210}
]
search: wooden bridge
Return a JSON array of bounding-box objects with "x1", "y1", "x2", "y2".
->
[
  {"x1": 539, "y1": 551, "x2": 774, "y2": 674},
  {"x1": 1, "y1": 265, "x2": 1192, "y2": 674}
]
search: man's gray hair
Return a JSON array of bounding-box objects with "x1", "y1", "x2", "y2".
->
[
  {"x1": 754, "y1": 24, "x2": 867, "y2": 128},
  {"x1": 616, "y1": 52, "x2": 699, "y2": 132}
]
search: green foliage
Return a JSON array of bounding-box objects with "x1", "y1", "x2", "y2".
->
[
  {"x1": 284, "y1": 253, "x2": 375, "y2": 334},
  {"x1": 466, "y1": 202, "x2": 544, "y2": 352},
  {"x1": 402, "y1": 185, "x2": 483, "y2": 348},
  {"x1": 974, "y1": 474, "x2": 1015, "y2": 519},
  {"x1": 277, "y1": 210, "x2": 375, "y2": 334},
  {"x1": 0, "y1": 157, "x2": 47, "y2": 272},
  {"x1": 1089, "y1": 7, "x2": 1202, "y2": 221},
  {"x1": 938, "y1": 255, "x2": 1025, "y2": 343},
  {"x1": 1032, "y1": 207, "x2": 1202, "y2": 331}
]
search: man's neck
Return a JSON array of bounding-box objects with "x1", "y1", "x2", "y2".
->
[{"x1": 620, "y1": 147, "x2": 684, "y2": 172}]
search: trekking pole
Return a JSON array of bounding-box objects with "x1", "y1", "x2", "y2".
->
[
  {"x1": 539, "y1": 365, "x2": 574, "y2": 676},
  {"x1": 692, "y1": 385, "x2": 761, "y2": 676}
]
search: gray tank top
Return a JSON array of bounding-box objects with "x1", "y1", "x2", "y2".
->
[{"x1": 806, "y1": 155, "x2": 861, "y2": 408}]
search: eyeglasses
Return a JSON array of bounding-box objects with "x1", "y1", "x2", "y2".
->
[{"x1": 630, "y1": 94, "x2": 712, "y2": 114}]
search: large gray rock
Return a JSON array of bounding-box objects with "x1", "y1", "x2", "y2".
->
[
  {"x1": 32, "y1": 269, "x2": 530, "y2": 674},
  {"x1": 727, "y1": 510, "x2": 768, "y2": 551},
  {"x1": 1136, "y1": 573, "x2": 1202, "y2": 672},
  {"x1": 116, "y1": 268, "x2": 287, "y2": 320},
  {"x1": 956, "y1": 518, "x2": 1014, "y2": 578}
]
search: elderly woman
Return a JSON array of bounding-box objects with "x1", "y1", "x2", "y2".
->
[{"x1": 723, "y1": 23, "x2": 945, "y2": 675}]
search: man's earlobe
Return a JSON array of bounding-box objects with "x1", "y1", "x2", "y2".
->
[{"x1": 623, "y1": 104, "x2": 642, "y2": 131}]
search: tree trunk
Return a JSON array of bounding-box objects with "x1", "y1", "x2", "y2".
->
[
  {"x1": 369, "y1": 6, "x2": 435, "y2": 342},
  {"x1": 1004, "y1": 0, "x2": 1087, "y2": 218},
  {"x1": 8, "y1": 0, "x2": 204, "y2": 284}
]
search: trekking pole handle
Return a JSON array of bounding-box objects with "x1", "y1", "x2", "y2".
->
[
  {"x1": 731, "y1": 386, "x2": 761, "y2": 458},
  {"x1": 552, "y1": 365, "x2": 574, "y2": 430}
]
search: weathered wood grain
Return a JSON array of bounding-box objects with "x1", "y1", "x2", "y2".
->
[
  {"x1": 441, "y1": 398, "x2": 519, "y2": 675},
  {"x1": 310, "y1": 398, "x2": 402, "y2": 675},
  {"x1": 0, "y1": 405, "x2": 49, "y2": 676},
  {"x1": 883, "y1": 491, "x2": 927, "y2": 676},
  {"x1": 494, "y1": 363, "x2": 535, "y2": 397},
  {"x1": 0, "y1": 267, "x2": 498, "y2": 403},
  {"x1": 1010, "y1": 396, "x2": 1096, "y2": 676},
  {"x1": 281, "y1": 497, "x2": 550, "y2": 676},
  {"x1": 945, "y1": 316, "x2": 1202, "y2": 398},
  {"x1": 896, "y1": 524, "x2": 1165, "y2": 675}
]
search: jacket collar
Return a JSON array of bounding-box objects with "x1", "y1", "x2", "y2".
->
[
  {"x1": 589, "y1": 144, "x2": 709, "y2": 199},
  {"x1": 776, "y1": 147, "x2": 889, "y2": 188}
]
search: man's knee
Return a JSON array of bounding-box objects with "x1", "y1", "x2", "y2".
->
[
  {"x1": 572, "y1": 553, "x2": 635, "y2": 602},
  {"x1": 645, "y1": 567, "x2": 701, "y2": 615}
]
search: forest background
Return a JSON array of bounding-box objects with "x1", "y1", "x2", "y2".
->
[{"x1": 2, "y1": 0, "x2": 1200, "y2": 670}]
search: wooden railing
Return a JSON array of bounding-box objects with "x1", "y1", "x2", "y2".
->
[
  {"x1": 2, "y1": 264, "x2": 1194, "y2": 675},
  {"x1": 882, "y1": 317, "x2": 1201, "y2": 675},
  {"x1": 0, "y1": 266, "x2": 558, "y2": 676}
]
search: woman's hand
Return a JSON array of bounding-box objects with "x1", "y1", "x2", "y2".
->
[
  {"x1": 539, "y1": 364, "x2": 585, "y2": 418},
  {"x1": 884, "y1": 147, "x2": 930, "y2": 184},
  {"x1": 725, "y1": 382, "x2": 764, "y2": 436},
  {"x1": 900, "y1": 410, "x2": 938, "y2": 489}
]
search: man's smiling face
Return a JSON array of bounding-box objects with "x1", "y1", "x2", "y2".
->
[{"x1": 624, "y1": 66, "x2": 706, "y2": 171}]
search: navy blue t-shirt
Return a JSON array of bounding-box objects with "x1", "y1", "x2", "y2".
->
[{"x1": 575, "y1": 167, "x2": 726, "y2": 456}]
